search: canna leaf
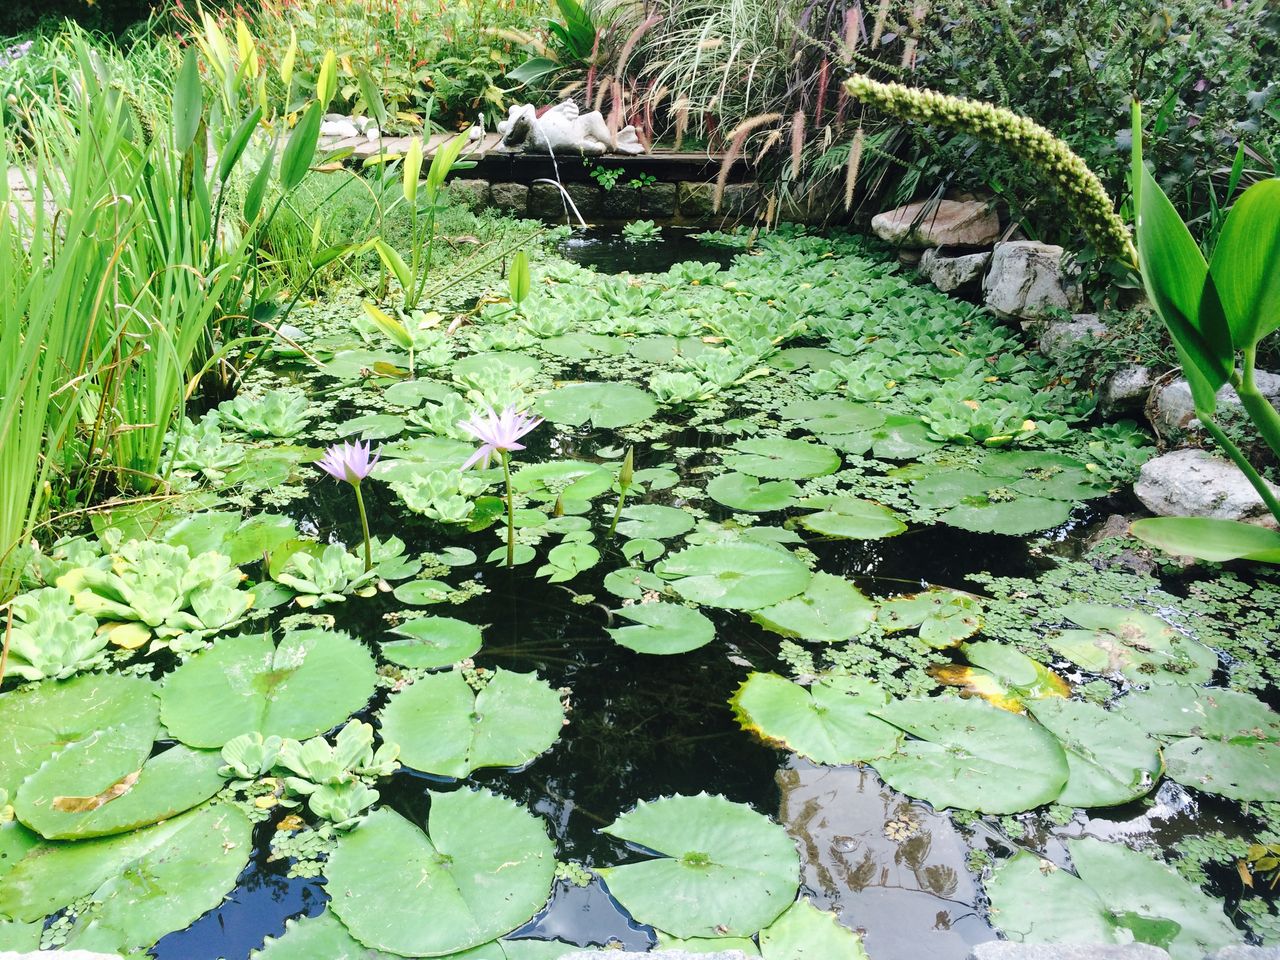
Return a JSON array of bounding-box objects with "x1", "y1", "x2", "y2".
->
[
  {"x1": 508, "y1": 250, "x2": 531, "y2": 305},
  {"x1": 279, "y1": 102, "x2": 322, "y2": 192},
  {"x1": 172, "y1": 47, "x2": 203, "y2": 153},
  {"x1": 316, "y1": 50, "x2": 337, "y2": 108},
  {"x1": 1209, "y1": 179, "x2": 1280, "y2": 348},
  {"x1": 363, "y1": 302, "x2": 413, "y2": 350},
  {"x1": 217, "y1": 106, "x2": 263, "y2": 184}
]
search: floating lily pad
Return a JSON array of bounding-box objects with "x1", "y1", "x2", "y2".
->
[
  {"x1": 705, "y1": 473, "x2": 801, "y2": 512},
  {"x1": 379, "y1": 669, "x2": 564, "y2": 778},
  {"x1": 393, "y1": 579, "x2": 455, "y2": 605},
  {"x1": 879, "y1": 589, "x2": 982, "y2": 649},
  {"x1": 732, "y1": 673, "x2": 901, "y2": 765},
  {"x1": 1027, "y1": 699, "x2": 1162, "y2": 808},
  {"x1": 382, "y1": 617, "x2": 484, "y2": 669},
  {"x1": 339, "y1": 413, "x2": 405, "y2": 440},
  {"x1": 0, "y1": 803, "x2": 252, "y2": 955},
  {"x1": 656, "y1": 543, "x2": 812, "y2": 611},
  {"x1": 452, "y1": 352, "x2": 541, "y2": 381},
  {"x1": 607, "y1": 603, "x2": 716, "y2": 655},
  {"x1": 929, "y1": 641, "x2": 1069, "y2": 712},
  {"x1": 759, "y1": 898, "x2": 868, "y2": 960},
  {"x1": 723, "y1": 438, "x2": 841, "y2": 480},
  {"x1": 543, "y1": 333, "x2": 627, "y2": 359},
  {"x1": 940, "y1": 496, "x2": 1072, "y2": 535},
  {"x1": 325, "y1": 792, "x2": 556, "y2": 956},
  {"x1": 796, "y1": 495, "x2": 906, "y2": 540},
  {"x1": 615, "y1": 505, "x2": 696, "y2": 540},
  {"x1": 603, "y1": 566, "x2": 667, "y2": 600},
  {"x1": 750, "y1": 572, "x2": 874, "y2": 642},
  {"x1": 1048, "y1": 603, "x2": 1217, "y2": 686},
  {"x1": 599, "y1": 794, "x2": 800, "y2": 939},
  {"x1": 833, "y1": 415, "x2": 941, "y2": 460},
  {"x1": 872, "y1": 696, "x2": 1069, "y2": 813},
  {"x1": 536, "y1": 382, "x2": 658, "y2": 429},
  {"x1": 160, "y1": 629, "x2": 377, "y2": 748},
  {"x1": 778, "y1": 398, "x2": 885, "y2": 435},
  {"x1": 513, "y1": 461, "x2": 614, "y2": 506},
  {"x1": 253, "y1": 910, "x2": 400, "y2": 959}
]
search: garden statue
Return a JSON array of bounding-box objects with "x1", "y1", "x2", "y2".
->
[{"x1": 497, "y1": 100, "x2": 645, "y2": 156}]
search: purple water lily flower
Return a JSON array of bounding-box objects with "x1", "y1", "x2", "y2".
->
[
  {"x1": 316, "y1": 439, "x2": 380, "y2": 485},
  {"x1": 458, "y1": 406, "x2": 543, "y2": 471}
]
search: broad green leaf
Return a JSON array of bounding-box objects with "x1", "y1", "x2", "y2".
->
[
  {"x1": 706, "y1": 473, "x2": 800, "y2": 512},
  {"x1": 316, "y1": 49, "x2": 337, "y2": 106},
  {"x1": 1026, "y1": 699, "x2": 1161, "y2": 807},
  {"x1": 750, "y1": 571, "x2": 874, "y2": 642},
  {"x1": 732, "y1": 673, "x2": 901, "y2": 765},
  {"x1": 253, "y1": 910, "x2": 400, "y2": 959},
  {"x1": 871, "y1": 697, "x2": 1069, "y2": 813},
  {"x1": 616, "y1": 504, "x2": 696, "y2": 540},
  {"x1": 656, "y1": 542, "x2": 812, "y2": 610},
  {"x1": 879, "y1": 589, "x2": 982, "y2": 649},
  {"x1": 506, "y1": 56, "x2": 560, "y2": 85},
  {"x1": 939, "y1": 495, "x2": 1072, "y2": 535},
  {"x1": 778, "y1": 398, "x2": 885, "y2": 435},
  {"x1": 607, "y1": 603, "x2": 715, "y2": 655},
  {"x1": 986, "y1": 850, "x2": 1128, "y2": 946},
  {"x1": 796, "y1": 495, "x2": 906, "y2": 540},
  {"x1": 536, "y1": 382, "x2": 658, "y2": 429},
  {"x1": 759, "y1": 899, "x2": 868, "y2": 960},
  {"x1": 160, "y1": 629, "x2": 377, "y2": 747},
  {"x1": 723, "y1": 438, "x2": 841, "y2": 480},
  {"x1": 403, "y1": 136, "x2": 423, "y2": 204},
  {"x1": 217, "y1": 105, "x2": 263, "y2": 183},
  {"x1": 325, "y1": 793, "x2": 555, "y2": 956},
  {"x1": 173, "y1": 47, "x2": 204, "y2": 152},
  {"x1": 382, "y1": 616, "x2": 484, "y2": 669},
  {"x1": 1209, "y1": 179, "x2": 1280, "y2": 346},
  {"x1": 244, "y1": 144, "x2": 276, "y2": 221},
  {"x1": 373, "y1": 239, "x2": 413, "y2": 294},
  {"x1": 1048, "y1": 603, "x2": 1216, "y2": 686},
  {"x1": 599, "y1": 794, "x2": 800, "y2": 939},
  {"x1": 379, "y1": 669, "x2": 564, "y2": 777},
  {"x1": 280, "y1": 101, "x2": 323, "y2": 192},
  {"x1": 1130, "y1": 516, "x2": 1280, "y2": 564},
  {"x1": 426, "y1": 132, "x2": 472, "y2": 201},
  {"x1": 509, "y1": 251, "x2": 531, "y2": 305},
  {"x1": 364, "y1": 300, "x2": 413, "y2": 349}
]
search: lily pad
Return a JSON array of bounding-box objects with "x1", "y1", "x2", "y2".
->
[
  {"x1": 615, "y1": 505, "x2": 696, "y2": 540},
  {"x1": 759, "y1": 899, "x2": 868, "y2": 960},
  {"x1": 1048, "y1": 603, "x2": 1217, "y2": 686},
  {"x1": 1026, "y1": 699, "x2": 1162, "y2": 808},
  {"x1": 778, "y1": 398, "x2": 885, "y2": 435},
  {"x1": 750, "y1": 572, "x2": 874, "y2": 642},
  {"x1": 939, "y1": 496, "x2": 1072, "y2": 535},
  {"x1": 607, "y1": 603, "x2": 716, "y2": 655},
  {"x1": 732, "y1": 673, "x2": 902, "y2": 765},
  {"x1": 795, "y1": 495, "x2": 906, "y2": 540},
  {"x1": 382, "y1": 617, "x2": 484, "y2": 669},
  {"x1": 325, "y1": 792, "x2": 556, "y2": 956},
  {"x1": 599, "y1": 794, "x2": 800, "y2": 939},
  {"x1": 536, "y1": 382, "x2": 658, "y2": 429},
  {"x1": 656, "y1": 543, "x2": 812, "y2": 611},
  {"x1": 379, "y1": 669, "x2": 565, "y2": 778},
  {"x1": 0, "y1": 803, "x2": 252, "y2": 955},
  {"x1": 705, "y1": 473, "x2": 801, "y2": 512},
  {"x1": 160, "y1": 629, "x2": 378, "y2": 748},
  {"x1": 253, "y1": 910, "x2": 400, "y2": 959},
  {"x1": 723, "y1": 438, "x2": 841, "y2": 480},
  {"x1": 879, "y1": 589, "x2": 982, "y2": 649},
  {"x1": 871, "y1": 696, "x2": 1069, "y2": 813},
  {"x1": 929, "y1": 641, "x2": 1069, "y2": 712}
]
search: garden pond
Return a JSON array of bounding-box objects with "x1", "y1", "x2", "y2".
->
[{"x1": 2, "y1": 227, "x2": 1280, "y2": 960}]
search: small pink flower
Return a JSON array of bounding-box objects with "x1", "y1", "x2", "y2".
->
[
  {"x1": 458, "y1": 405, "x2": 543, "y2": 470},
  {"x1": 316, "y1": 439, "x2": 380, "y2": 484}
]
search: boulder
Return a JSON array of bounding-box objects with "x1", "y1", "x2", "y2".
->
[
  {"x1": 871, "y1": 199, "x2": 999, "y2": 248},
  {"x1": 1151, "y1": 371, "x2": 1280, "y2": 443},
  {"x1": 601, "y1": 182, "x2": 677, "y2": 219},
  {"x1": 1099, "y1": 364, "x2": 1156, "y2": 418},
  {"x1": 1037, "y1": 314, "x2": 1107, "y2": 358},
  {"x1": 1134, "y1": 449, "x2": 1280, "y2": 523},
  {"x1": 490, "y1": 182, "x2": 529, "y2": 214},
  {"x1": 983, "y1": 241, "x2": 1083, "y2": 320},
  {"x1": 444, "y1": 179, "x2": 490, "y2": 211},
  {"x1": 919, "y1": 247, "x2": 991, "y2": 292},
  {"x1": 677, "y1": 182, "x2": 755, "y2": 219},
  {"x1": 968, "y1": 945, "x2": 1170, "y2": 960}
]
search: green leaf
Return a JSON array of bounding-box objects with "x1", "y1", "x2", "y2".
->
[
  {"x1": 796, "y1": 495, "x2": 906, "y2": 540},
  {"x1": 871, "y1": 697, "x2": 1069, "y2": 813},
  {"x1": 1209, "y1": 178, "x2": 1280, "y2": 346},
  {"x1": 1130, "y1": 516, "x2": 1280, "y2": 564},
  {"x1": 732, "y1": 673, "x2": 901, "y2": 765},
  {"x1": 986, "y1": 849, "x2": 1129, "y2": 946},
  {"x1": 382, "y1": 616, "x2": 484, "y2": 669},
  {"x1": 379, "y1": 669, "x2": 564, "y2": 777},
  {"x1": 879, "y1": 589, "x2": 982, "y2": 649},
  {"x1": 364, "y1": 300, "x2": 413, "y2": 350},
  {"x1": 160, "y1": 629, "x2": 377, "y2": 747},
  {"x1": 723, "y1": 438, "x2": 841, "y2": 480},
  {"x1": 599, "y1": 794, "x2": 800, "y2": 939},
  {"x1": 244, "y1": 144, "x2": 276, "y2": 221},
  {"x1": 778, "y1": 398, "x2": 885, "y2": 435},
  {"x1": 616, "y1": 504, "x2": 696, "y2": 540},
  {"x1": 217, "y1": 106, "x2": 264, "y2": 184},
  {"x1": 509, "y1": 251, "x2": 532, "y2": 305},
  {"x1": 425, "y1": 132, "x2": 472, "y2": 201},
  {"x1": 536, "y1": 382, "x2": 658, "y2": 429},
  {"x1": 1026, "y1": 699, "x2": 1162, "y2": 808},
  {"x1": 1048, "y1": 603, "x2": 1216, "y2": 685},
  {"x1": 759, "y1": 899, "x2": 868, "y2": 960},
  {"x1": 354, "y1": 67, "x2": 389, "y2": 128},
  {"x1": 373, "y1": 240, "x2": 414, "y2": 296},
  {"x1": 253, "y1": 910, "x2": 401, "y2": 959},
  {"x1": 280, "y1": 101, "x2": 323, "y2": 193},
  {"x1": 172, "y1": 47, "x2": 203, "y2": 153},
  {"x1": 939, "y1": 496, "x2": 1072, "y2": 536},
  {"x1": 507, "y1": 56, "x2": 560, "y2": 85},
  {"x1": 656, "y1": 542, "x2": 812, "y2": 610},
  {"x1": 325, "y1": 792, "x2": 556, "y2": 956},
  {"x1": 706, "y1": 473, "x2": 800, "y2": 512},
  {"x1": 606, "y1": 603, "x2": 715, "y2": 655},
  {"x1": 316, "y1": 49, "x2": 337, "y2": 106},
  {"x1": 750, "y1": 572, "x2": 874, "y2": 642}
]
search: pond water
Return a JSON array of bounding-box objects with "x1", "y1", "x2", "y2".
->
[{"x1": 6, "y1": 225, "x2": 1277, "y2": 960}]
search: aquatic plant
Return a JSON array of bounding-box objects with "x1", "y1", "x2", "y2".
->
[
  {"x1": 1, "y1": 587, "x2": 107, "y2": 683},
  {"x1": 459, "y1": 405, "x2": 544, "y2": 567},
  {"x1": 315, "y1": 440, "x2": 380, "y2": 572}
]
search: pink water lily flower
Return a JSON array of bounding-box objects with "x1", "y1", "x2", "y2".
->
[
  {"x1": 459, "y1": 405, "x2": 543, "y2": 470},
  {"x1": 316, "y1": 439, "x2": 381, "y2": 485}
]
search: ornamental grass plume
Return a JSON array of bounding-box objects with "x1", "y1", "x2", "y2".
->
[
  {"x1": 315, "y1": 440, "x2": 380, "y2": 572},
  {"x1": 843, "y1": 73, "x2": 1137, "y2": 266},
  {"x1": 458, "y1": 405, "x2": 543, "y2": 567}
]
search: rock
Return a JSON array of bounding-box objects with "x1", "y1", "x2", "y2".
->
[
  {"x1": 1037, "y1": 314, "x2": 1107, "y2": 357},
  {"x1": 1134, "y1": 449, "x2": 1280, "y2": 523},
  {"x1": 968, "y1": 944, "x2": 1170, "y2": 960},
  {"x1": 897, "y1": 249, "x2": 924, "y2": 268},
  {"x1": 560, "y1": 953, "x2": 751, "y2": 960},
  {"x1": 600, "y1": 182, "x2": 677, "y2": 218},
  {"x1": 529, "y1": 182, "x2": 601, "y2": 221},
  {"x1": 444, "y1": 179, "x2": 490, "y2": 211},
  {"x1": 1100, "y1": 364, "x2": 1156, "y2": 418},
  {"x1": 919, "y1": 247, "x2": 991, "y2": 292},
  {"x1": 983, "y1": 241, "x2": 1083, "y2": 320},
  {"x1": 1205, "y1": 948, "x2": 1280, "y2": 960},
  {"x1": 489, "y1": 182, "x2": 529, "y2": 214},
  {"x1": 871, "y1": 199, "x2": 999, "y2": 248},
  {"x1": 1086, "y1": 513, "x2": 1157, "y2": 575},
  {"x1": 1151, "y1": 371, "x2": 1280, "y2": 443},
  {"x1": 497, "y1": 101, "x2": 645, "y2": 156},
  {"x1": 677, "y1": 181, "x2": 756, "y2": 220}
]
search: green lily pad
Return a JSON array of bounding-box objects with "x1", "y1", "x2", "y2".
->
[
  {"x1": 723, "y1": 438, "x2": 841, "y2": 480},
  {"x1": 607, "y1": 603, "x2": 716, "y2": 655},
  {"x1": 1048, "y1": 603, "x2": 1217, "y2": 685},
  {"x1": 0, "y1": 803, "x2": 252, "y2": 955},
  {"x1": 759, "y1": 899, "x2": 868, "y2": 960},
  {"x1": 656, "y1": 543, "x2": 812, "y2": 611},
  {"x1": 778, "y1": 398, "x2": 885, "y2": 435},
  {"x1": 930, "y1": 641, "x2": 1070, "y2": 711},
  {"x1": 452, "y1": 352, "x2": 542, "y2": 381},
  {"x1": 796, "y1": 495, "x2": 906, "y2": 540},
  {"x1": 835, "y1": 415, "x2": 941, "y2": 460},
  {"x1": 253, "y1": 910, "x2": 400, "y2": 959},
  {"x1": 543, "y1": 333, "x2": 627, "y2": 359},
  {"x1": 325, "y1": 792, "x2": 556, "y2": 956},
  {"x1": 750, "y1": 572, "x2": 875, "y2": 642},
  {"x1": 732, "y1": 673, "x2": 902, "y2": 765},
  {"x1": 512, "y1": 461, "x2": 615, "y2": 506},
  {"x1": 871, "y1": 696, "x2": 1069, "y2": 813},
  {"x1": 603, "y1": 566, "x2": 667, "y2": 600},
  {"x1": 160, "y1": 629, "x2": 377, "y2": 748},
  {"x1": 705, "y1": 473, "x2": 801, "y2": 512},
  {"x1": 939, "y1": 496, "x2": 1072, "y2": 535},
  {"x1": 1026, "y1": 699, "x2": 1162, "y2": 807},
  {"x1": 393, "y1": 579, "x2": 456, "y2": 604},
  {"x1": 599, "y1": 794, "x2": 800, "y2": 939},
  {"x1": 658, "y1": 933, "x2": 761, "y2": 956},
  {"x1": 879, "y1": 589, "x2": 983, "y2": 649},
  {"x1": 616, "y1": 505, "x2": 697, "y2": 540},
  {"x1": 339, "y1": 413, "x2": 405, "y2": 440},
  {"x1": 379, "y1": 669, "x2": 564, "y2": 777},
  {"x1": 15, "y1": 743, "x2": 224, "y2": 840},
  {"x1": 382, "y1": 617, "x2": 484, "y2": 669},
  {"x1": 536, "y1": 382, "x2": 658, "y2": 429}
]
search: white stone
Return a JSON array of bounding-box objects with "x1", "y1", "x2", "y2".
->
[
  {"x1": 497, "y1": 101, "x2": 645, "y2": 156},
  {"x1": 983, "y1": 240, "x2": 1083, "y2": 320},
  {"x1": 1151, "y1": 371, "x2": 1280, "y2": 441},
  {"x1": 1099, "y1": 364, "x2": 1156, "y2": 418},
  {"x1": 1134, "y1": 449, "x2": 1280, "y2": 523},
  {"x1": 919, "y1": 247, "x2": 991, "y2": 291},
  {"x1": 1037, "y1": 314, "x2": 1107, "y2": 357},
  {"x1": 871, "y1": 199, "x2": 999, "y2": 248}
]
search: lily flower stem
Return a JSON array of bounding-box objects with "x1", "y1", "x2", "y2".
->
[
  {"x1": 1200, "y1": 416, "x2": 1280, "y2": 526},
  {"x1": 502, "y1": 450, "x2": 515, "y2": 567},
  {"x1": 352, "y1": 480, "x2": 373, "y2": 573},
  {"x1": 609, "y1": 486, "x2": 629, "y2": 540}
]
